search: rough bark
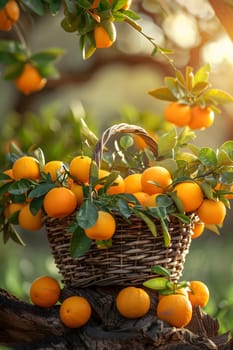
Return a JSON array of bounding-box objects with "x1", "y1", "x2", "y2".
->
[{"x1": 0, "y1": 287, "x2": 232, "y2": 350}]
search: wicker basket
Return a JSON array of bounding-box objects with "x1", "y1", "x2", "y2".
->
[{"x1": 45, "y1": 123, "x2": 194, "y2": 288}]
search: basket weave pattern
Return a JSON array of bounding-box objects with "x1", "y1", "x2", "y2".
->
[
  {"x1": 45, "y1": 214, "x2": 193, "y2": 287},
  {"x1": 45, "y1": 123, "x2": 193, "y2": 288}
]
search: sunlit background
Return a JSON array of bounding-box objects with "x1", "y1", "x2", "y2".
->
[{"x1": 1, "y1": 0, "x2": 233, "y2": 342}]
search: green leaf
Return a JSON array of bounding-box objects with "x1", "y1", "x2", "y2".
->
[
  {"x1": 37, "y1": 63, "x2": 60, "y2": 78},
  {"x1": 0, "y1": 0, "x2": 8, "y2": 9},
  {"x1": 165, "y1": 76, "x2": 185, "y2": 99},
  {"x1": 20, "y1": 0, "x2": 45, "y2": 15},
  {"x1": 200, "y1": 182, "x2": 214, "y2": 199},
  {"x1": 8, "y1": 179, "x2": 33, "y2": 196},
  {"x1": 136, "y1": 211, "x2": 157, "y2": 237},
  {"x1": 0, "y1": 40, "x2": 29, "y2": 55},
  {"x1": 117, "y1": 197, "x2": 131, "y2": 218},
  {"x1": 191, "y1": 81, "x2": 209, "y2": 96},
  {"x1": 219, "y1": 141, "x2": 233, "y2": 161},
  {"x1": 202, "y1": 88, "x2": 233, "y2": 105},
  {"x1": 70, "y1": 226, "x2": 92, "y2": 258},
  {"x1": 151, "y1": 265, "x2": 171, "y2": 277},
  {"x1": 148, "y1": 87, "x2": 177, "y2": 101},
  {"x1": 76, "y1": 200, "x2": 98, "y2": 229},
  {"x1": 199, "y1": 147, "x2": 217, "y2": 167},
  {"x1": 9, "y1": 224, "x2": 25, "y2": 246},
  {"x1": 194, "y1": 63, "x2": 210, "y2": 84},
  {"x1": 119, "y1": 135, "x2": 134, "y2": 149},
  {"x1": 47, "y1": 0, "x2": 62, "y2": 15},
  {"x1": 158, "y1": 127, "x2": 177, "y2": 158},
  {"x1": 28, "y1": 183, "x2": 55, "y2": 199},
  {"x1": 78, "y1": 0, "x2": 92, "y2": 9},
  {"x1": 143, "y1": 277, "x2": 168, "y2": 290},
  {"x1": 4, "y1": 62, "x2": 24, "y2": 80},
  {"x1": 160, "y1": 216, "x2": 171, "y2": 247},
  {"x1": 217, "y1": 150, "x2": 233, "y2": 166},
  {"x1": 29, "y1": 197, "x2": 44, "y2": 215},
  {"x1": 31, "y1": 48, "x2": 65, "y2": 65}
]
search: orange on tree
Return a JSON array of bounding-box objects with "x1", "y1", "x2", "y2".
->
[
  {"x1": 4, "y1": 202, "x2": 25, "y2": 219},
  {"x1": 14, "y1": 63, "x2": 47, "y2": 95},
  {"x1": 191, "y1": 220, "x2": 205, "y2": 239},
  {"x1": 157, "y1": 294, "x2": 192, "y2": 328},
  {"x1": 43, "y1": 160, "x2": 65, "y2": 182},
  {"x1": 30, "y1": 275, "x2": 61, "y2": 308},
  {"x1": 197, "y1": 199, "x2": 226, "y2": 225},
  {"x1": 172, "y1": 181, "x2": 204, "y2": 212},
  {"x1": 94, "y1": 20, "x2": 116, "y2": 49},
  {"x1": 69, "y1": 155, "x2": 92, "y2": 184},
  {"x1": 116, "y1": 286, "x2": 151, "y2": 319},
  {"x1": 18, "y1": 203, "x2": 43, "y2": 231},
  {"x1": 164, "y1": 102, "x2": 191, "y2": 127},
  {"x1": 188, "y1": 105, "x2": 215, "y2": 130},
  {"x1": 12, "y1": 156, "x2": 40, "y2": 180},
  {"x1": 141, "y1": 166, "x2": 172, "y2": 195},
  {"x1": 188, "y1": 280, "x2": 209, "y2": 308},
  {"x1": 124, "y1": 173, "x2": 142, "y2": 194},
  {"x1": 59, "y1": 295, "x2": 91, "y2": 328},
  {"x1": 43, "y1": 187, "x2": 78, "y2": 218},
  {"x1": 84, "y1": 210, "x2": 116, "y2": 240},
  {"x1": 0, "y1": 0, "x2": 20, "y2": 31},
  {"x1": 106, "y1": 173, "x2": 125, "y2": 195},
  {"x1": 132, "y1": 191, "x2": 149, "y2": 205}
]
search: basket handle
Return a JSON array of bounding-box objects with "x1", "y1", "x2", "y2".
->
[{"x1": 92, "y1": 123, "x2": 158, "y2": 168}]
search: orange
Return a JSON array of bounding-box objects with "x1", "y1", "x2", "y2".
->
[
  {"x1": 188, "y1": 280, "x2": 209, "y2": 308},
  {"x1": 94, "y1": 21, "x2": 116, "y2": 49},
  {"x1": 4, "y1": 202, "x2": 25, "y2": 219},
  {"x1": 70, "y1": 183, "x2": 84, "y2": 206},
  {"x1": 69, "y1": 155, "x2": 92, "y2": 184},
  {"x1": 107, "y1": 173, "x2": 125, "y2": 195},
  {"x1": 43, "y1": 160, "x2": 65, "y2": 182},
  {"x1": 157, "y1": 294, "x2": 192, "y2": 328},
  {"x1": 191, "y1": 221, "x2": 205, "y2": 239},
  {"x1": 30, "y1": 276, "x2": 61, "y2": 308},
  {"x1": 85, "y1": 210, "x2": 116, "y2": 240},
  {"x1": 60, "y1": 295, "x2": 91, "y2": 328},
  {"x1": 189, "y1": 106, "x2": 215, "y2": 130},
  {"x1": 14, "y1": 63, "x2": 47, "y2": 95},
  {"x1": 18, "y1": 203, "x2": 43, "y2": 231},
  {"x1": 12, "y1": 156, "x2": 40, "y2": 180},
  {"x1": 116, "y1": 286, "x2": 151, "y2": 319},
  {"x1": 124, "y1": 173, "x2": 142, "y2": 193},
  {"x1": 173, "y1": 181, "x2": 204, "y2": 212},
  {"x1": 197, "y1": 199, "x2": 226, "y2": 225},
  {"x1": 0, "y1": 0, "x2": 20, "y2": 31},
  {"x1": 141, "y1": 166, "x2": 172, "y2": 195},
  {"x1": 132, "y1": 191, "x2": 149, "y2": 205},
  {"x1": 43, "y1": 187, "x2": 78, "y2": 218},
  {"x1": 164, "y1": 102, "x2": 191, "y2": 127},
  {"x1": 95, "y1": 169, "x2": 110, "y2": 191},
  {"x1": 144, "y1": 193, "x2": 161, "y2": 207}
]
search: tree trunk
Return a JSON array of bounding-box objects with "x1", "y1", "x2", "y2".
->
[{"x1": 0, "y1": 287, "x2": 232, "y2": 350}]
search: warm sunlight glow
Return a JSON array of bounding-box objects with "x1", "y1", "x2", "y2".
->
[{"x1": 202, "y1": 34, "x2": 233, "y2": 65}]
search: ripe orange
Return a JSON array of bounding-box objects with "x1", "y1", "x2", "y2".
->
[
  {"x1": 107, "y1": 173, "x2": 125, "y2": 195},
  {"x1": 157, "y1": 294, "x2": 192, "y2": 328},
  {"x1": 15, "y1": 63, "x2": 47, "y2": 95},
  {"x1": 124, "y1": 173, "x2": 142, "y2": 193},
  {"x1": 69, "y1": 155, "x2": 92, "y2": 184},
  {"x1": 116, "y1": 286, "x2": 151, "y2": 319},
  {"x1": 191, "y1": 221, "x2": 205, "y2": 239},
  {"x1": 188, "y1": 280, "x2": 209, "y2": 308},
  {"x1": 95, "y1": 169, "x2": 110, "y2": 191},
  {"x1": 43, "y1": 187, "x2": 78, "y2": 218},
  {"x1": 164, "y1": 102, "x2": 191, "y2": 127},
  {"x1": 0, "y1": 0, "x2": 20, "y2": 31},
  {"x1": 197, "y1": 199, "x2": 226, "y2": 225},
  {"x1": 12, "y1": 156, "x2": 40, "y2": 181},
  {"x1": 189, "y1": 106, "x2": 215, "y2": 130},
  {"x1": 60, "y1": 295, "x2": 91, "y2": 328},
  {"x1": 173, "y1": 181, "x2": 204, "y2": 212},
  {"x1": 4, "y1": 202, "x2": 25, "y2": 219},
  {"x1": 141, "y1": 166, "x2": 172, "y2": 195},
  {"x1": 84, "y1": 210, "x2": 116, "y2": 240},
  {"x1": 132, "y1": 191, "x2": 149, "y2": 205},
  {"x1": 94, "y1": 21, "x2": 116, "y2": 49},
  {"x1": 30, "y1": 276, "x2": 61, "y2": 308},
  {"x1": 144, "y1": 193, "x2": 161, "y2": 207},
  {"x1": 70, "y1": 183, "x2": 84, "y2": 206},
  {"x1": 18, "y1": 203, "x2": 43, "y2": 231},
  {"x1": 43, "y1": 161, "x2": 65, "y2": 182}
]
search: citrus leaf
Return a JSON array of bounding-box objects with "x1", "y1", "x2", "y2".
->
[
  {"x1": 117, "y1": 197, "x2": 131, "y2": 218},
  {"x1": 4, "y1": 62, "x2": 24, "y2": 80},
  {"x1": 9, "y1": 224, "x2": 25, "y2": 246},
  {"x1": 151, "y1": 265, "x2": 171, "y2": 277},
  {"x1": 217, "y1": 150, "x2": 233, "y2": 166},
  {"x1": 202, "y1": 88, "x2": 233, "y2": 105},
  {"x1": 148, "y1": 87, "x2": 177, "y2": 101},
  {"x1": 70, "y1": 226, "x2": 92, "y2": 258},
  {"x1": 199, "y1": 147, "x2": 217, "y2": 167},
  {"x1": 0, "y1": 0, "x2": 8, "y2": 9},
  {"x1": 37, "y1": 63, "x2": 60, "y2": 78},
  {"x1": 31, "y1": 48, "x2": 65, "y2": 65},
  {"x1": 76, "y1": 200, "x2": 98, "y2": 229},
  {"x1": 165, "y1": 76, "x2": 185, "y2": 99},
  {"x1": 219, "y1": 141, "x2": 233, "y2": 161},
  {"x1": 8, "y1": 179, "x2": 33, "y2": 195},
  {"x1": 20, "y1": 0, "x2": 45, "y2": 15},
  {"x1": 136, "y1": 211, "x2": 157, "y2": 237},
  {"x1": 205, "y1": 224, "x2": 220, "y2": 235},
  {"x1": 157, "y1": 127, "x2": 177, "y2": 158},
  {"x1": 28, "y1": 183, "x2": 55, "y2": 199},
  {"x1": 194, "y1": 63, "x2": 210, "y2": 84},
  {"x1": 143, "y1": 277, "x2": 168, "y2": 290}
]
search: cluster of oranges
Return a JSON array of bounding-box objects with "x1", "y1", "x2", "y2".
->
[
  {"x1": 29, "y1": 275, "x2": 209, "y2": 329},
  {"x1": 1, "y1": 150, "x2": 230, "y2": 242},
  {"x1": 0, "y1": 0, "x2": 19, "y2": 31},
  {"x1": 164, "y1": 102, "x2": 215, "y2": 130}
]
